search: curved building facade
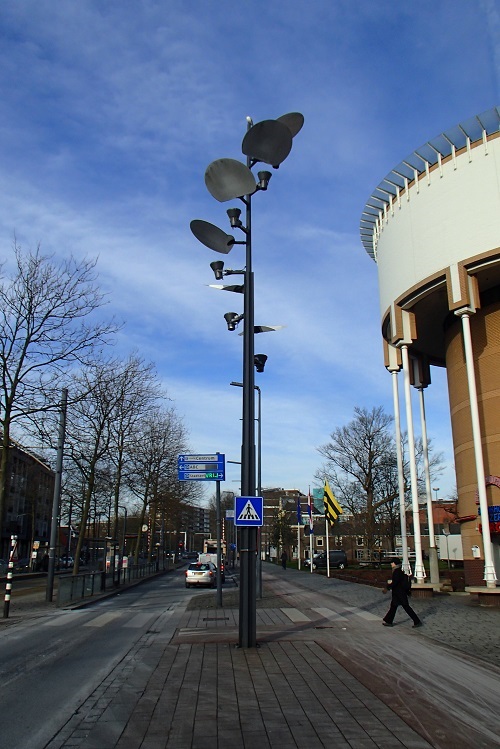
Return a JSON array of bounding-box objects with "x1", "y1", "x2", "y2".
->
[{"x1": 361, "y1": 107, "x2": 500, "y2": 589}]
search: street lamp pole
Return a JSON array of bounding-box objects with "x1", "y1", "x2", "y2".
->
[
  {"x1": 231, "y1": 380, "x2": 262, "y2": 598},
  {"x1": 191, "y1": 112, "x2": 303, "y2": 647}
]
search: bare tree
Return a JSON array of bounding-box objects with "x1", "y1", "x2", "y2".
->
[
  {"x1": 127, "y1": 408, "x2": 191, "y2": 563},
  {"x1": 0, "y1": 241, "x2": 117, "y2": 547},
  {"x1": 62, "y1": 357, "x2": 125, "y2": 574},
  {"x1": 317, "y1": 406, "x2": 443, "y2": 555},
  {"x1": 106, "y1": 354, "x2": 163, "y2": 541}
]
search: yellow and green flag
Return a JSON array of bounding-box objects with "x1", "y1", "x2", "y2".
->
[{"x1": 323, "y1": 480, "x2": 342, "y2": 526}]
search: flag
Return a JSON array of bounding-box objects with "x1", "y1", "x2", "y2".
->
[
  {"x1": 307, "y1": 488, "x2": 314, "y2": 533},
  {"x1": 324, "y1": 480, "x2": 343, "y2": 526},
  {"x1": 296, "y1": 497, "x2": 302, "y2": 525}
]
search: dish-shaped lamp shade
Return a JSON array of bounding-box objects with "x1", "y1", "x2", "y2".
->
[
  {"x1": 242, "y1": 119, "x2": 292, "y2": 166},
  {"x1": 190, "y1": 219, "x2": 235, "y2": 254},
  {"x1": 277, "y1": 112, "x2": 304, "y2": 138},
  {"x1": 205, "y1": 158, "x2": 257, "y2": 202}
]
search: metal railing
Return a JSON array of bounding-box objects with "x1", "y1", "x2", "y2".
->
[{"x1": 56, "y1": 560, "x2": 172, "y2": 607}]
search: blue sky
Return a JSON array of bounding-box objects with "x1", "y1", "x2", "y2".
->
[{"x1": 0, "y1": 1, "x2": 499, "y2": 501}]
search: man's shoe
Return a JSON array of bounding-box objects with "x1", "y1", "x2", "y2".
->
[
  {"x1": 413, "y1": 622, "x2": 423, "y2": 628},
  {"x1": 382, "y1": 621, "x2": 393, "y2": 627}
]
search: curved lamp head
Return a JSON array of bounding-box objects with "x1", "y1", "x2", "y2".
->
[
  {"x1": 242, "y1": 119, "x2": 292, "y2": 167},
  {"x1": 224, "y1": 312, "x2": 242, "y2": 331},
  {"x1": 257, "y1": 171, "x2": 272, "y2": 190},
  {"x1": 190, "y1": 219, "x2": 235, "y2": 254},
  {"x1": 277, "y1": 112, "x2": 305, "y2": 138},
  {"x1": 210, "y1": 260, "x2": 224, "y2": 280},
  {"x1": 205, "y1": 158, "x2": 257, "y2": 202},
  {"x1": 254, "y1": 354, "x2": 268, "y2": 373}
]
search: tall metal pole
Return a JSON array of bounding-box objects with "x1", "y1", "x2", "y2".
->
[
  {"x1": 255, "y1": 385, "x2": 263, "y2": 598},
  {"x1": 239, "y1": 121, "x2": 257, "y2": 648},
  {"x1": 216, "y1": 480, "x2": 222, "y2": 607},
  {"x1": 46, "y1": 388, "x2": 68, "y2": 602}
]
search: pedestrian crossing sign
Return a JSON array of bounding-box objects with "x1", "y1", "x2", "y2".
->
[{"x1": 234, "y1": 496, "x2": 264, "y2": 526}]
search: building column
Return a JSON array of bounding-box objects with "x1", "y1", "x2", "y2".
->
[
  {"x1": 401, "y1": 344, "x2": 426, "y2": 582},
  {"x1": 385, "y1": 343, "x2": 410, "y2": 573},
  {"x1": 455, "y1": 308, "x2": 497, "y2": 587}
]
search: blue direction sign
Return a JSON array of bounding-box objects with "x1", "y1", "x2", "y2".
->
[
  {"x1": 234, "y1": 496, "x2": 263, "y2": 526},
  {"x1": 178, "y1": 453, "x2": 225, "y2": 481}
]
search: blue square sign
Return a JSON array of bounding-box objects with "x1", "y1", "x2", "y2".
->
[{"x1": 234, "y1": 496, "x2": 263, "y2": 526}]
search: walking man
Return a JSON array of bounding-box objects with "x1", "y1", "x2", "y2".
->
[
  {"x1": 382, "y1": 558, "x2": 422, "y2": 628},
  {"x1": 281, "y1": 550, "x2": 288, "y2": 570}
]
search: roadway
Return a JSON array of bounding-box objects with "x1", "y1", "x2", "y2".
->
[{"x1": 0, "y1": 566, "x2": 199, "y2": 749}]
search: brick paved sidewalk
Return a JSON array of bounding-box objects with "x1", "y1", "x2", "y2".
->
[{"x1": 45, "y1": 618, "x2": 434, "y2": 749}]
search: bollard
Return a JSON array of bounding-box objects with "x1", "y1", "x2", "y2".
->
[{"x1": 3, "y1": 534, "x2": 18, "y2": 619}]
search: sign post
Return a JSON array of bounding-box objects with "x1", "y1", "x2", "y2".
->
[{"x1": 178, "y1": 453, "x2": 225, "y2": 606}]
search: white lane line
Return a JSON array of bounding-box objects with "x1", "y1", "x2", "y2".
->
[
  {"x1": 83, "y1": 612, "x2": 122, "y2": 628},
  {"x1": 281, "y1": 607, "x2": 311, "y2": 622},
  {"x1": 312, "y1": 606, "x2": 379, "y2": 622},
  {"x1": 122, "y1": 613, "x2": 155, "y2": 629},
  {"x1": 312, "y1": 607, "x2": 346, "y2": 621},
  {"x1": 42, "y1": 612, "x2": 88, "y2": 626}
]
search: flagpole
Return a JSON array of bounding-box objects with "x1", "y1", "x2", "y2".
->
[
  {"x1": 325, "y1": 516, "x2": 330, "y2": 577},
  {"x1": 324, "y1": 480, "x2": 343, "y2": 577},
  {"x1": 308, "y1": 486, "x2": 314, "y2": 573},
  {"x1": 296, "y1": 497, "x2": 302, "y2": 570}
]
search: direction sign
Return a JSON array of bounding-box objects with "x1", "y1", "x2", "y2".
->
[
  {"x1": 178, "y1": 470, "x2": 225, "y2": 481},
  {"x1": 178, "y1": 453, "x2": 225, "y2": 481},
  {"x1": 234, "y1": 496, "x2": 263, "y2": 526},
  {"x1": 178, "y1": 454, "x2": 220, "y2": 462}
]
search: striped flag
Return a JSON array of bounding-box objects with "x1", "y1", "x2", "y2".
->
[
  {"x1": 296, "y1": 496, "x2": 302, "y2": 525},
  {"x1": 324, "y1": 480, "x2": 343, "y2": 526},
  {"x1": 307, "y1": 488, "x2": 314, "y2": 533}
]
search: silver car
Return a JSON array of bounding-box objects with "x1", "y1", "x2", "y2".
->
[{"x1": 185, "y1": 561, "x2": 217, "y2": 588}]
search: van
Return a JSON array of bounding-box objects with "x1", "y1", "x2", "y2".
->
[{"x1": 312, "y1": 550, "x2": 347, "y2": 570}]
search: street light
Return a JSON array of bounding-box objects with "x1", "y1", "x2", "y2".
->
[
  {"x1": 191, "y1": 112, "x2": 303, "y2": 648},
  {"x1": 433, "y1": 487, "x2": 440, "y2": 501}
]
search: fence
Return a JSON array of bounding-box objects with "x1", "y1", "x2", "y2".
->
[{"x1": 56, "y1": 560, "x2": 172, "y2": 607}]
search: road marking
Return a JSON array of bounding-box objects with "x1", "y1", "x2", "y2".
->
[
  {"x1": 354, "y1": 610, "x2": 379, "y2": 620},
  {"x1": 122, "y1": 613, "x2": 155, "y2": 628},
  {"x1": 312, "y1": 607, "x2": 346, "y2": 621},
  {"x1": 281, "y1": 607, "x2": 311, "y2": 622},
  {"x1": 83, "y1": 612, "x2": 122, "y2": 628},
  {"x1": 312, "y1": 606, "x2": 379, "y2": 622},
  {"x1": 42, "y1": 612, "x2": 88, "y2": 626}
]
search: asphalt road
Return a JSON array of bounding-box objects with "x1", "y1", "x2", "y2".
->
[{"x1": 0, "y1": 568, "x2": 204, "y2": 749}]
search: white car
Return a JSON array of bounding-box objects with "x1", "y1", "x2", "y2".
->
[{"x1": 185, "y1": 561, "x2": 217, "y2": 588}]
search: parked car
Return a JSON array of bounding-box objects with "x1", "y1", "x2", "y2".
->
[
  {"x1": 58, "y1": 556, "x2": 74, "y2": 569},
  {"x1": 185, "y1": 561, "x2": 217, "y2": 588},
  {"x1": 305, "y1": 550, "x2": 348, "y2": 570},
  {"x1": 13, "y1": 557, "x2": 32, "y2": 572}
]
